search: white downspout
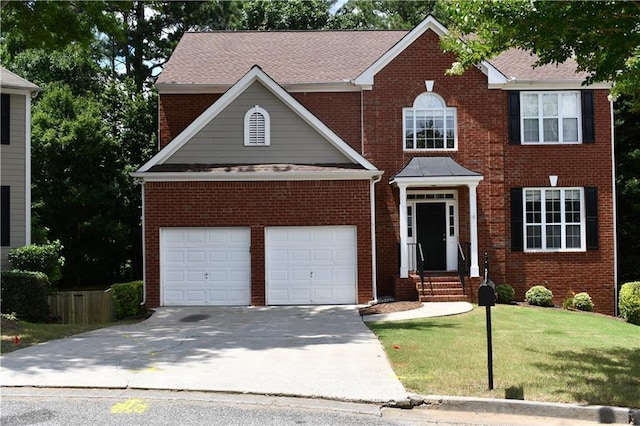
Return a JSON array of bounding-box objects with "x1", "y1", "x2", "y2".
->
[
  {"x1": 140, "y1": 181, "x2": 147, "y2": 306},
  {"x1": 369, "y1": 174, "x2": 382, "y2": 303},
  {"x1": 611, "y1": 99, "x2": 619, "y2": 316}
]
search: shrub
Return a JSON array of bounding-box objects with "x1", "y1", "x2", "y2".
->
[
  {"x1": 573, "y1": 292, "x2": 594, "y2": 311},
  {"x1": 111, "y1": 280, "x2": 144, "y2": 320},
  {"x1": 0, "y1": 270, "x2": 51, "y2": 322},
  {"x1": 8, "y1": 240, "x2": 65, "y2": 284},
  {"x1": 496, "y1": 284, "x2": 515, "y2": 304},
  {"x1": 619, "y1": 281, "x2": 640, "y2": 325},
  {"x1": 525, "y1": 285, "x2": 554, "y2": 307}
]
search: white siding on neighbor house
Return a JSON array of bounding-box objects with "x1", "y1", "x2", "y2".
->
[
  {"x1": 0, "y1": 93, "x2": 27, "y2": 270},
  {"x1": 165, "y1": 81, "x2": 353, "y2": 165}
]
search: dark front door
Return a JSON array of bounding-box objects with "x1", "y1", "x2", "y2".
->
[{"x1": 416, "y1": 203, "x2": 447, "y2": 270}]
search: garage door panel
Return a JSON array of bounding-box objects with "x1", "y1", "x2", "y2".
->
[
  {"x1": 161, "y1": 228, "x2": 251, "y2": 306},
  {"x1": 266, "y1": 226, "x2": 357, "y2": 305}
]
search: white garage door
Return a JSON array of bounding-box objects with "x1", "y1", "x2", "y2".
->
[
  {"x1": 161, "y1": 228, "x2": 251, "y2": 306},
  {"x1": 266, "y1": 226, "x2": 357, "y2": 305}
]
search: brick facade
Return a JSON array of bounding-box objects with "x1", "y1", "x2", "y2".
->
[
  {"x1": 147, "y1": 26, "x2": 615, "y2": 314},
  {"x1": 144, "y1": 180, "x2": 373, "y2": 307}
]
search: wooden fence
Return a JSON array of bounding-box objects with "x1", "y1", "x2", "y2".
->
[{"x1": 48, "y1": 290, "x2": 115, "y2": 324}]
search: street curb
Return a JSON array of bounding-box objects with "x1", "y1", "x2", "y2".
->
[{"x1": 386, "y1": 395, "x2": 638, "y2": 425}]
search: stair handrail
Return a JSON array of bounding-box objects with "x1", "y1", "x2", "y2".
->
[
  {"x1": 457, "y1": 242, "x2": 468, "y2": 295},
  {"x1": 417, "y1": 243, "x2": 434, "y2": 296}
]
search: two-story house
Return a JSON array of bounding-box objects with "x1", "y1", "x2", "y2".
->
[
  {"x1": 133, "y1": 16, "x2": 616, "y2": 314},
  {"x1": 0, "y1": 67, "x2": 40, "y2": 270}
]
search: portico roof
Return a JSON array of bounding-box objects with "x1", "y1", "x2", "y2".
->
[{"x1": 391, "y1": 157, "x2": 483, "y2": 186}]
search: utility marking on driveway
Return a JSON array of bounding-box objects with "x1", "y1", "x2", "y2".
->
[{"x1": 110, "y1": 398, "x2": 148, "y2": 414}]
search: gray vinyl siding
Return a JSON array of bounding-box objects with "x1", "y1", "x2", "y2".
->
[
  {"x1": 0, "y1": 93, "x2": 27, "y2": 270},
  {"x1": 166, "y1": 82, "x2": 354, "y2": 165}
]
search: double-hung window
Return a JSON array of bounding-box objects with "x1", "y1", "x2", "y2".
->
[
  {"x1": 404, "y1": 93, "x2": 456, "y2": 150},
  {"x1": 524, "y1": 188, "x2": 584, "y2": 251},
  {"x1": 521, "y1": 92, "x2": 581, "y2": 143}
]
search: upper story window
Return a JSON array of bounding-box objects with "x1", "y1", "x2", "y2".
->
[
  {"x1": 244, "y1": 105, "x2": 270, "y2": 146},
  {"x1": 522, "y1": 92, "x2": 580, "y2": 143},
  {"x1": 509, "y1": 90, "x2": 595, "y2": 145},
  {"x1": 403, "y1": 93, "x2": 456, "y2": 150}
]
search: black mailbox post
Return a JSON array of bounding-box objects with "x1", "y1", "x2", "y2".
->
[{"x1": 478, "y1": 252, "x2": 496, "y2": 390}]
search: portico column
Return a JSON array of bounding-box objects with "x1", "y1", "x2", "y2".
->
[
  {"x1": 469, "y1": 182, "x2": 480, "y2": 277},
  {"x1": 399, "y1": 184, "x2": 409, "y2": 278}
]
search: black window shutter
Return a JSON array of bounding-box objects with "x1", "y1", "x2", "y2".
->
[
  {"x1": 508, "y1": 91, "x2": 521, "y2": 145},
  {"x1": 511, "y1": 187, "x2": 524, "y2": 251},
  {"x1": 585, "y1": 186, "x2": 598, "y2": 250},
  {"x1": 1, "y1": 94, "x2": 9, "y2": 145},
  {"x1": 1, "y1": 186, "x2": 9, "y2": 246},
  {"x1": 581, "y1": 90, "x2": 595, "y2": 144}
]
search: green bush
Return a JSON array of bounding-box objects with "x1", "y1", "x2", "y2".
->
[
  {"x1": 111, "y1": 280, "x2": 144, "y2": 320},
  {"x1": 619, "y1": 281, "x2": 640, "y2": 325},
  {"x1": 573, "y1": 292, "x2": 594, "y2": 311},
  {"x1": 525, "y1": 285, "x2": 554, "y2": 307},
  {"x1": 1, "y1": 270, "x2": 51, "y2": 322},
  {"x1": 496, "y1": 284, "x2": 515, "y2": 304},
  {"x1": 8, "y1": 240, "x2": 65, "y2": 284}
]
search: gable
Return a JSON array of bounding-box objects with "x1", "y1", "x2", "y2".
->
[{"x1": 164, "y1": 81, "x2": 352, "y2": 165}]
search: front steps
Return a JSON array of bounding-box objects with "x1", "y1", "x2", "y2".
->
[{"x1": 413, "y1": 273, "x2": 468, "y2": 303}]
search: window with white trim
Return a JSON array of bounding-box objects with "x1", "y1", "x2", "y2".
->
[
  {"x1": 403, "y1": 93, "x2": 456, "y2": 150},
  {"x1": 244, "y1": 105, "x2": 270, "y2": 146},
  {"x1": 524, "y1": 188, "x2": 584, "y2": 251},
  {"x1": 521, "y1": 92, "x2": 581, "y2": 143}
]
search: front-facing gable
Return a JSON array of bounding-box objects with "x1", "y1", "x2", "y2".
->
[
  {"x1": 163, "y1": 81, "x2": 352, "y2": 166},
  {"x1": 135, "y1": 66, "x2": 379, "y2": 180}
]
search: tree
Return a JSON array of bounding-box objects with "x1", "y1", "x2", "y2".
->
[
  {"x1": 0, "y1": 0, "x2": 114, "y2": 61},
  {"x1": 242, "y1": 0, "x2": 333, "y2": 30},
  {"x1": 615, "y1": 98, "x2": 640, "y2": 282},
  {"x1": 102, "y1": 1, "x2": 243, "y2": 90},
  {"x1": 440, "y1": 1, "x2": 640, "y2": 106},
  {"x1": 329, "y1": 0, "x2": 438, "y2": 29}
]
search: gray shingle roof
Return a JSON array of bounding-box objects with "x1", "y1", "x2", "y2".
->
[
  {"x1": 395, "y1": 157, "x2": 482, "y2": 178},
  {"x1": 157, "y1": 29, "x2": 587, "y2": 88},
  {"x1": 0, "y1": 66, "x2": 40, "y2": 92}
]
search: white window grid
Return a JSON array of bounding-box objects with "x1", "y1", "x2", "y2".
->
[
  {"x1": 521, "y1": 91, "x2": 582, "y2": 144},
  {"x1": 403, "y1": 93, "x2": 457, "y2": 150},
  {"x1": 523, "y1": 187, "x2": 586, "y2": 252}
]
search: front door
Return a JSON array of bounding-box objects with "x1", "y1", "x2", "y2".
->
[{"x1": 416, "y1": 203, "x2": 447, "y2": 270}]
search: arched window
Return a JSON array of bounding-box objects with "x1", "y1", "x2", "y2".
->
[
  {"x1": 244, "y1": 105, "x2": 270, "y2": 146},
  {"x1": 403, "y1": 93, "x2": 457, "y2": 150}
]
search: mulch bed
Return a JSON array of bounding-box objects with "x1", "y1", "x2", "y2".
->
[{"x1": 359, "y1": 301, "x2": 423, "y2": 316}]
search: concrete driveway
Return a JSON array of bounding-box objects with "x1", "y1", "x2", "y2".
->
[{"x1": 0, "y1": 306, "x2": 408, "y2": 403}]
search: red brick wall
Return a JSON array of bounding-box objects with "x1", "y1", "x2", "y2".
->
[
  {"x1": 292, "y1": 92, "x2": 362, "y2": 152},
  {"x1": 504, "y1": 90, "x2": 615, "y2": 314},
  {"x1": 143, "y1": 180, "x2": 373, "y2": 307},
  {"x1": 362, "y1": 30, "x2": 507, "y2": 298},
  {"x1": 158, "y1": 94, "x2": 221, "y2": 148}
]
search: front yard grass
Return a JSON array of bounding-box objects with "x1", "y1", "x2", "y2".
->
[
  {"x1": 368, "y1": 304, "x2": 640, "y2": 408},
  {"x1": 0, "y1": 319, "x2": 139, "y2": 355}
]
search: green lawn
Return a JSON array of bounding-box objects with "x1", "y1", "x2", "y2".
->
[
  {"x1": 0, "y1": 319, "x2": 140, "y2": 355},
  {"x1": 368, "y1": 305, "x2": 640, "y2": 408}
]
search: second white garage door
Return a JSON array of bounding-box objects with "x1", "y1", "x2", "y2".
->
[
  {"x1": 266, "y1": 226, "x2": 357, "y2": 305},
  {"x1": 161, "y1": 228, "x2": 251, "y2": 306}
]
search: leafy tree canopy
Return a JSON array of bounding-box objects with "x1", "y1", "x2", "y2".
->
[
  {"x1": 242, "y1": 0, "x2": 333, "y2": 30},
  {"x1": 441, "y1": 1, "x2": 640, "y2": 107},
  {"x1": 330, "y1": 0, "x2": 438, "y2": 29}
]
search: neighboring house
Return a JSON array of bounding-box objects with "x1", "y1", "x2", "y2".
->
[
  {"x1": 0, "y1": 67, "x2": 40, "y2": 270},
  {"x1": 133, "y1": 16, "x2": 616, "y2": 314}
]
